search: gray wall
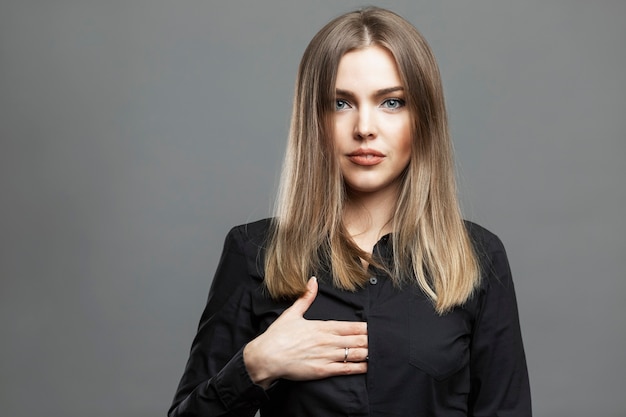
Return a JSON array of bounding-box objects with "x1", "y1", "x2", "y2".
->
[{"x1": 1, "y1": 1, "x2": 624, "y2": 416}]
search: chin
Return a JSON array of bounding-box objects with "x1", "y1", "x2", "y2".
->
[{"x1": 345, "y1": 182, "x2": 389, "y2": 195}]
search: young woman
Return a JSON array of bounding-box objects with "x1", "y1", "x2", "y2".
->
[{"x1": 169, "y1": 7, "x2": 531, "y2": 417}]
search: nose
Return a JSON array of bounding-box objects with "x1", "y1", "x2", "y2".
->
[{"x1": 354, "y1": 108, "x2": 377, "y2": 140}]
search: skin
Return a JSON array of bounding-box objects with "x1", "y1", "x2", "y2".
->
[
  {"x1": 244, "y1": 277, "x2": 368, "y2": 389},
  {"x1": 335, "y1": 46, "x2": 412, "y2": 253},
  {"x1": 243, "y1": 45, "x2": 412, "y2": 389},
  {"x1": 334, "y1": 45, "x2": 412, "y2": 204}
]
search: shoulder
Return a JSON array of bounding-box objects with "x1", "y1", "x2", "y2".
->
[
  {"x1": 227, "y1": 218, "x2": 273, "y2": 246},
  {"x1": 223, "y1": 218, "x2": 274, "y2": 278},
  {"x1": 464, "y1": 220, "x2": 507, "y2": 258},
  {"x1": 463, "y1": 220, "x2": 513, "y2": 289}
]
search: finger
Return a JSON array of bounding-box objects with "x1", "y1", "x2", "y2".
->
[
  {"x1": 325, "y1": 361, "x2": 368, "y2": 377},
  {"x1": 321, "y1": 320, "x2": 368, "y2": 336},
  {"x1": 286, "y1": 276, "x2": 318, "y2": 317},
  {"x1": 336, "y1": 347, "x2": 368, "y2": 363},
  {"x1": 335, "y1": 335, "x2": 368, "y2": 350}
]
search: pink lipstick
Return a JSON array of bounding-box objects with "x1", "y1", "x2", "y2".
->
[{"x1": 347, "y1": 148, "x2": 385, "y2": 166}]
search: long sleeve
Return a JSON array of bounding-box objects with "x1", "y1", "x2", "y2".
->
[
  {"x1": 170, "y1": 220, "x2": 532, "y2": 416},
  {"x1": 468, "y1": 233, "x2": 532, "y2": 416},
  {"x1": 168, "y1": 227, "x2": 268, "y2": 417}
]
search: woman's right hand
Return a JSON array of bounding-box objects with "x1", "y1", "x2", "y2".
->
[{"x1": 243, "y1": 277, "x2": 368, "y2": 389}]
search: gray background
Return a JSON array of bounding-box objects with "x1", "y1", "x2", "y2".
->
[{"x1": 1, "y1": 1, "x2": 624, "y2": 416}]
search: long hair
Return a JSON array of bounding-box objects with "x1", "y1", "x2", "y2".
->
[{"x1": 264, "y1": 7, "x2": 480, "y2": 314}]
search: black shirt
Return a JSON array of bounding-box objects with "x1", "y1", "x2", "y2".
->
[{"x1": 169, "y1": 218, "x2": 531, "y2": 416}]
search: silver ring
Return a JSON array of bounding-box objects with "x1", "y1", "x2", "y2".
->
[{"x1": 344, "y1": 347, "x2": 349, "y2": 363}]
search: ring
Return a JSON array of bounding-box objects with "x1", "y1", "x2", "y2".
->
[{"x1": 344, "y1": 347, "x2": 349, "y2": 363}]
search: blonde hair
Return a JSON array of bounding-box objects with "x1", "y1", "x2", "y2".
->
[{"x1": 265, "y1": 7, "x2": 480, "y2": 314}]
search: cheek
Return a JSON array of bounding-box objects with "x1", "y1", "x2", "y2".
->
[
  {"x1": 399, "y1": 145, "x2": 412, "y2": 172},
  {"x1": 396, "y1": 120, "x2": 413, "y2": 158},
  {"x1": 333, "y1": 119, "x2": 353, "y2": 150}
]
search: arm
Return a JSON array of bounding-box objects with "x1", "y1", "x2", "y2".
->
[
  {"x1": 168, "y1": 228, "x2": 267, "y2": 417},
  {"x1": 168, "y1": 226, "x2": 369, "y2": 416},
  {"x1": 468, "y1": 234, "x2": 532, "y2": 417}
]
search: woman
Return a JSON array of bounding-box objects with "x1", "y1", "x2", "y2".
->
[{"x1": 169, "y1": 7, "x2": 531, "y2": 416}]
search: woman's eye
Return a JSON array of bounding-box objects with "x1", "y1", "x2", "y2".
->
[
  {"x1": 382, "y1": 98, "x2": 405, "y2": 109},
  {"x1": 335, "y1": 99, "x2": 350, "y2": 110}
]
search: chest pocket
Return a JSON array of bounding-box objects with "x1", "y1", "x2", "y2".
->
[{"x1": 408, "y1": 296, "x2": 471, "y2": 381}]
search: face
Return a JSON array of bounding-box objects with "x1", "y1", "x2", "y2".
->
[{"x1": 333, "y1": 45, "x2": 412, "y2": 199}]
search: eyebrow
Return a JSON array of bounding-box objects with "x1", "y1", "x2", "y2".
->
[{"x1": 335, "y1": 86, "x2": 405, "y2": 99}]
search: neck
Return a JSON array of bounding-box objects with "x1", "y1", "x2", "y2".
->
[{"x1": 343, "y1": 184, "x2": 399, "y2": 253}]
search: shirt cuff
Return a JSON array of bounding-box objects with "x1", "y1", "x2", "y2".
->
[{"x1": 213, "y1": 347, "x2": 269, "y2": 411}]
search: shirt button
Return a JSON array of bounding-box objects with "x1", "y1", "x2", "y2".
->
[{"x1": 369, "y1": 277, "x2": 378, "y2": 285}]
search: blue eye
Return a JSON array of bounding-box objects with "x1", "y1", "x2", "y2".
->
[
  {"x1": 382, "y1": 98, "x2": 405, "y2": 109},
  {"x1": 335, "y1": 99, "x2": 350, "y2": 110}
]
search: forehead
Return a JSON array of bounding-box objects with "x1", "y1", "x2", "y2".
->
[{"x1": 335, "y1": 45, "x2": 402, "y2": 90}]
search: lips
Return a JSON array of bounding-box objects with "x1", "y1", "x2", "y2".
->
[{"x1": 347, "y1": 148, "x2": 385, "y2": 166}]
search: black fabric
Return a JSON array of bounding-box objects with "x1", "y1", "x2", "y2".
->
[{"x1": 168, "y1": 218, "x2": 531, "y2": 416}]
